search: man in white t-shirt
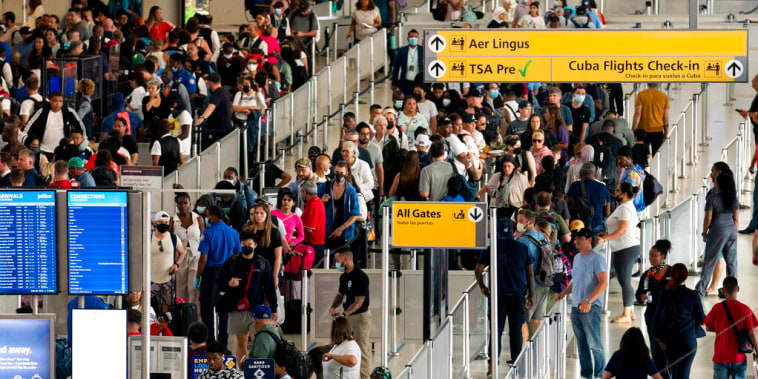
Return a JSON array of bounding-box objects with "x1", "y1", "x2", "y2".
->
[
  {"x1": 166, "y1": 101, "x2": 193, "y2": 158},
  {"x1": 24, "y1": 92, "x2": 86, "y2": 160},
  {"x1": 437, "y1": 117, "x2": 469, "y2": 177},
  {"x1": 19, "y1": 75, "x2": 44, "y2": 126},
  {"x1": 413, "y1": 83, "x2": 438, "y2": 134}
]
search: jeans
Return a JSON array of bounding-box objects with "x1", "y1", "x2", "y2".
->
[
  {"x1": 199, "y1": 266, "x2": 229, "y2": 346},
  {"x1": 646, "y1": 131, "x2": 665, "y2": 155},
  {"x1": 571, "y1": 305, "x2": 605, "y2": 378},
  {"x1": 713, "y1": 361, "x2": 747, "y2": 379},
  {"x1": 612, "y1": 245, "x2": 640, "y2": 307},
  {"x1": 607, "y1": 83, "x2": 624, "y2": 116},
  {"x1": 665, "y1": 335, "x2": 697, "y2": 379},
  {"x1": 747, "y1": 177, "x2": 758, "y2": 231},
  {"x1": 696, "y1": 227, "x2": 738, "y2": 297}
]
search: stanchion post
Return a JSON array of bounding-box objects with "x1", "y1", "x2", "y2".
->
[
  {"x1": 489, "y1": 207, "x2": 499, "y2": 379},
  {"x1": 391, "y1": 270, "x2": 399, "y2": 355},
  {"x1": 242, "y1": 128, "x2": 248, "y2": 180},
  {"x1": 602, "y1": 242, "x2": 611, "y2": 314},
  {"x1": 463, "y1": 292, "x2": 471, "y2": 379},
  {"x1": 689, "y1": 194, "x2": 699, "y2": 274},
  {"x1": 142, "y1": 192, "x2": 152, "y2": 379},
  {"x1": 327, "y1": 65, "x2": 333, "y2": 116},
  {"x1": 323, "y1": 115, "x2": 330, "y2": 152},
  {"x1": 381, "y1": 205, "x2": 390, "y2": 367},
  {"x1": 370, "y1": 36, "x2": 376, "y2": 105},
  {"x1": 410, "y1": 249, "x2": 417, "y2": 270},
  {"x1": 301, "y1": 269, "x2": 309, "y2": 351}
]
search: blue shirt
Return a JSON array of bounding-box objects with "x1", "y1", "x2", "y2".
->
[
  {"x1": 567, "y1": 179, "x2": 611, "y2": 228},
  {"x1": 440, "y1": 194, "x2": 464, "y2": 202},
  {"x1": 100, "y1": 108, "x2": 143, "y2": 137},
  {"x1": 175, "y1": 68, "x2": 197, "y2": 94},
  {"x1": 518, "y1": 230, "x2": 546, "y2": 270},
  {"x1": 317, "y1": 182, "x2": 361, "y2": 242},
  {"x1": 15, "y1": 86, "x2": 29, "y2": 103},
  {"x1": 198, "y1": 221, "x2": 241, "y2": 267},
  {"x1": 67, "y1": 296, "x2": 110, "y2": 345},
  {"x1": 77, "y1": 171, "x2": 96, "y2": 187},
  {"x1": 571, "y1": 251, "x2": 607, "y2": 308},
  {"x1": 476, "y1": 238, "x2": 530, "y2": 296},
  {"x1": 22, "y1": 168, "x2": 38, "y2": 186}
]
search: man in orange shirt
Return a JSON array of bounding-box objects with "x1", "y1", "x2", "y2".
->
[{"x1": 632, "y1": 83, "x2": 669, "y2": 154}]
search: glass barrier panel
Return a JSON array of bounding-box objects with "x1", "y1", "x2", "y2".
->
[
  {"x1": 449, "y1": 300, "x2": 465, "y2": 378},
  {"x1": 218, "y1": 129, "x2": 240, "y2": 179},
  {"x1": 315, "y1": 69, "x2": 331, "y2": 120},
  {"x1": 668, "y1": 199, "x2": 693, "y2": 265},
  {"x1": 176, "y1": 157, "x2": 200, "y2": 204},
  {"x1": 430, "y1": 320, "x2": 451, "y2": 378},
  {"x1": 293, "y1": 84, "x2": 310, "y2": 134},
  {"x1": 358, "y1": 38, "x2": 373, "y2": 82},
  {"x1": 344, "y1": 46, "x2": 360, "y2": 97},
  {"x1": 274, "y1": 94, "x2": 293, "y2": 145},
  {"x1": 199, "y1": 143, "x2": 221, "y2": 191},
  {"x1": 372, "y1": 30, "x2": 387, "y2": 72},
  {"x1": 331, "y1": 57, "x2": 347, "y2": 106}
]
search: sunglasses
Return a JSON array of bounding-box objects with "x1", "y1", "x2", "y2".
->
[
  {"x1": 532, "y1": 139, "x2": 543, "y2": 143},
  {"x1": 157, "y1": 239, "x2": 163, "y2": 253}
]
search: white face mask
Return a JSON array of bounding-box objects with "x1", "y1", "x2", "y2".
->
[
  {"x1": 223, "y1": 53, "x2": 233, "y2": 59},
  {"x1": 443, "y1": 98, "x2": 451, "y2": 107},
  {"x1": 516, "y1": 223, "x2": 527, "y2": 233},
  {"x1": 248, "y1": 63, "x2": 258, "y2": 71}
]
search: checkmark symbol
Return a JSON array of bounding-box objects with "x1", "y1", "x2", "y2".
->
[{"x1": 518, "y1": 60, "x2": 533, "y2": 77}]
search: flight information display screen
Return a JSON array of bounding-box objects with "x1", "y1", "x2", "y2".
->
[
  {"x1": 0, "y1": 191, "x2": 57, "y2": 294},
  {"x1": 67, "y1": 191, "x2": 128, "y2": 295}
]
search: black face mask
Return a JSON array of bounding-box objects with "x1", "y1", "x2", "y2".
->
[
  {"x1": 243, "y1": 85, "x2": 250, "y2": 92},
  {"x1": 155, "y1": 223, "x2": 169, "y2": 233},
  {"x1": 241, "y1": 246, "x2": 254, "y2": 256},
  {"x1": 335, "y1": 173, "x2": 346, "y2": 183},
  {"x1": 387, "y1": 121, "x2": 394, "y2": 130},
  {"x1": 413, "y1": 93, "x2": 422, "y2": 101},
  {"x1": 513, "y1": 147, "x2": 523, "y2": 155}
]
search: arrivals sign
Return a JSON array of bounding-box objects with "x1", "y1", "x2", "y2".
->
[
  {"x1": 391, "y1": 202, "x2": 488, "y2": 249},
  {"x1": 423, "y1": 29, "x2": 748, "y2": 83}
]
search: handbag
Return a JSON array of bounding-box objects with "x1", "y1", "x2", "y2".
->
[
  {"x1": 432, "y1": 2, "x2": 447, "y2": 21},
  {"x1": 236, "y1": 261, "x2": 256, "y2": 312},
  {"x1": 721, "y1": 301, "x2": 755, "y2": 354}
]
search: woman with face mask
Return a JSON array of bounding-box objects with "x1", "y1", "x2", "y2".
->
[
  {"x1": 150, "y1": 211, "x2": 187, "y2": 316},
  {"x1": 171, "y1": 192, "x2": 205, "y2": 307},
  {"x1": 319, "y1": 161, "x2": 362, "y2": 250},
  {"x1": 243, "y1": 203, "x2": 283, "y2": 288},
  {"x1": 596, "y1": 182, "x2": 640, "y2": 324}
]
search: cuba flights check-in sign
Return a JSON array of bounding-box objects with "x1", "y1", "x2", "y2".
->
[
  {"x1": 423, "y1": 29, "x2": 748, "y2": 83},
  {"x1": 391, "y1": 202, "x2": 488, "y2": 249}
]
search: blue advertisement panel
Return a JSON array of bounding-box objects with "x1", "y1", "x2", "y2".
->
[
  {"x1": 191, "y1": 355, "x2": 237, "y2": 379},
  {"x1": 0, "y1": 190, "x2": 57, "y2": 294},
  {"x1": 67, "y1": 191, "x2": 128, "y2": 294},
  {"x1": 0, "y1": 318, "x2": 53, "y2": 379},
  {"x1": 244, "y1": 358, "x2": 275, "y2": 379}
]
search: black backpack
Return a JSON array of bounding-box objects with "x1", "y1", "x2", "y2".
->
[
  {"x1": 571, "y1": 16, "x2": 592, "y2": 28},
  {"x1": 569, "y1": 180, "x2": 595, "y2": 227},
  {"x1": 257, "y1": 329, "x2": 310, "y2": 379},
  {"x1": 90, "y1": 166, "x2": 116, "y2": 186},
  {"x1": 590, "y1": 135, "x2": 616, "y2": 177},
  {"x1": 642, "y1": 170, "x2": 663, "y2": 206}
]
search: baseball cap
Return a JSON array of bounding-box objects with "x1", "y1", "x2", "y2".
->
[
  {"x1": 295, "y1": 157, "x2": 312, "y2": 168},
  {"x1": 465, "y1": 88, "x2": 483, "y2": 98},
  {"x1": 252, "y1": 305, "x2": 272, "y2": 319},
  {"x1": 153, "y1": 211, "x2": 170, "y2": 222},
  {"x1": 111, "y1": 92, "x2": 126, "y2": 109},
  {"x1": 68, "y1": 157, "x2": 85, "y2": 169},
  {"x1": 462, "y1": 113, "x2": 476, "y2": 123},
  {"x1": 207, "y1": 72, "x2": 221, "y2": 83},
  {"x1": 575, "y1": 5, "x2": 587, "y2": 15},
  {"x1": 19, "y1": 27, "x2": 32, "y2": 35},
  {"x1": 569, "y1": 219, "x2": 585, "y2": 232},
  {"x1": 518, "y1": 100, "x2": 531, "y2": 109},
  {"x1": 571, "y1": 228, "x2": 593, "y2": 239},
  {"x1": 415, "y1": 134, "x2": 431, "y2": 147}
]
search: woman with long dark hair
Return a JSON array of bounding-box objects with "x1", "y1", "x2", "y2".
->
[
  {"x1": 695, "y1": 172, "x2": 739, "y2": 297},
  {"x1": 147, "y1": 6, "x2": 175, "y2": 42},
  {"x1": 635, "y1": 239, "x2": 672, "y2": 379},
  {"x1": 707, "y1": 161, "x2": 734, "y2": 294},
  {"x1": 388, "y1": 151, "x2": 422, "y2": 201},
  {"x1": 653, "y1": 263, "x2": 706, "y2": 379},
  {"x1": 478, "y1": 154, "x2": 529, "y2": 218},
  {"x1": 602, "y1": 327, "x2": 663, "y2": 379}
]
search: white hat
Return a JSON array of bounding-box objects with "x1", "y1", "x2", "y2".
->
[
  {"x1": 415, "y1": 134, "x2": 431, "y2": 147},
  {"x1": 153, "y1": 211, "x2": 170, "y2": 222}
]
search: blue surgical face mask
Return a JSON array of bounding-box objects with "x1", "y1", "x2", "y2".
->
[
  {"x1": 442, "y1": 98, "x2": 451, "y2": 107},
  {"x1": 553, "y1": 0, "x2": 560, "y2": 6},
  {"x1": 31, "y1": 147, "x2": 40, "y2": 154},
  {"x1": 275, "y1": 8, "x2": 282, "y2": 15},
  {"x1": 172, "y1": 66, "x2": 179, "y2": 73},
  {"x1": 196, "y1": 206, "x2": 206, "y2": 214},
  {"x1": 395, "y1": 100, "x2": 403, "y2": 109},
  {"x1": 490, "y1": 89, "x2": 499, "y2": 99},
  {"x1": 409, "y1": 37, "x2": 418, "y2": 46},
  {"x1": 574, "y1": 95, "x2": 586, "y2": 103},
  {"x1": 335, "y1": 261, "x2": 346, "y2": 272}
]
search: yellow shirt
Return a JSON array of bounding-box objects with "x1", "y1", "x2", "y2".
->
[{"x1": 635, "y1": 88, "x2": 669, "y2": 133}]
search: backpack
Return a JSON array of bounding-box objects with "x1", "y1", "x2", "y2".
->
[
  {"x1": 590, "y1": 135, "x2": 616, "y2": 177},
  {"x1": 535, "y1": 210, "x2": 559, "y2": 232},
  {"x1": 257, "y1": 329, "x2": 310, "y2": 379},
  {"x1": 31, "y1": 96, "x2": 47, "y2": 115},
  {"x1": 524, "y1": 234, "x2": 564, "y2": 287},
  {"x1": 90, "y1": 166, "x2": 116, "y2": 186},
  {"x1": 449, "y1": 161, "x2": 477, "y2": 202},
  {"x1": 571, "y1": 16, "x2": 592, "y2": 28},
  {"x1": 283, "y1": 243, "x2": 315, "y2": 280},
  {"x1": 55, "y1": 336, "x2": 72, "y2": 379},
  {"x1": 551, "y1": 247, "x2": 572, "y2": 293},
  {"x1": 568, "y1": 180, "x2": 595, "y2": 227},
  {"x1": 642, "y1": 170, "x2": 663, "y2": 206}
]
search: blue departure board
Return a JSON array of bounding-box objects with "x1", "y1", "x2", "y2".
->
[
  {"x1": 67, "y1": 191, "x2": 128, "y2": 295},
  {"x1": 0, "y1": 191, "x2": 57, "y2": 294}
]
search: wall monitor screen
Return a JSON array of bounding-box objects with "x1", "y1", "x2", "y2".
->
[
  {"x1": 0, "y1": 314, "x2": 55, "y2": 379},
  {"x1": 0, "y1": 190, "x2": 57, "y2": 294},
  {"x1": 68, "y1": 191, "x2": 128, "y2": 295}
]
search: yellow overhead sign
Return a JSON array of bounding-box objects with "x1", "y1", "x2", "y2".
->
[
  {"x1": 391, "y1": 202, "x2": 488, "y2": 249},
  {"x1": 423, "y1": 29, "x2": 748, "y2": 83}
]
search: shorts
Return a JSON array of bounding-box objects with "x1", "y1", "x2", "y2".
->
[
  {"x1": 228, "y1": 310, "x2": 256, "y2": 336},
  {"x1": 528, "y1": 285, "x2": 556, "y2": 321}
]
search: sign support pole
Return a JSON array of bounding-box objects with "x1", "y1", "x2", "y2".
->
[
  {"x1": 689, "y1": 0, "x2": 699, "y2": 30},
  {"x1": 489, "y1": 207, "x2": 499, "y2": 379},
  {"x1": 142, "y1": 192, "x2": 151, "y2": 379},
  {"x1": 381, "y1": 205, "x2": 390, "y2": 368}
]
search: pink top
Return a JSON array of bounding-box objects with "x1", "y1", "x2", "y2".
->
[
  {"x1": 260, "y1": 35, "x2": 280, "y2": 64},
  {"x1": 271, "y1": 209, "x2": 305, "y2": 245}
]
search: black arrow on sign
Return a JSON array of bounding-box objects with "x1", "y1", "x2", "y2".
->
[
  {"x1": 430, "y1": 62, "x2": 444, "y2": 76},
  {"x1": 727, "y1": 61, "x2": 741, "y2": 77},
  {"x1": 430, "y1": 36, "x2": 444, "y2": 50},
  {"x1": 470, "y1": 207, "x2": 482, "y2": 221}
]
